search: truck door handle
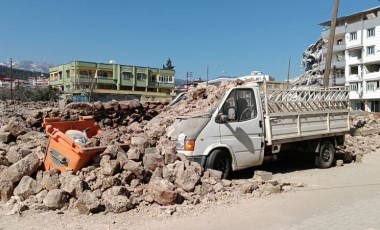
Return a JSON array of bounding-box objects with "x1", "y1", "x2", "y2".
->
[{"x1": 259, "y1": 120, "x2": 262, "y2": 128}]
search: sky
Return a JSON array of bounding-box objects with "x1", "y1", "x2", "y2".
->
[{"x1": 1, "y1": 0, "x2": 379, "y2": 81}]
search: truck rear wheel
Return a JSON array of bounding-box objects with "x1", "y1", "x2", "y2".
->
[
  {"x1": 315, "y1": 140, "x2": 335, "y2": 168},
  {"x1": 205, "y1": 149, "x2": 231, "y2": 179}
]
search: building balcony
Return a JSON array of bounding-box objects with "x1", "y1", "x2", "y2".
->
[
  {"x1": 159, "y1": 82, "x2": 175, "y2": 88},
  {"x1": 49, "y1": 79, "x2": 63, "y2": 85},
  {"x1": 331, "y1": 60, "x2": 346, "y2": 68},
  {"x1": 136, "y1": 81, "x2": 147, "y2": 87},
  {"x1": 120, "y1": 79, "x2": 134, "y2": 86},
  {"x1": 349, "y1": 91, "x2": 361, "y2": 100},
  {"x1": 78, "y1": 77, "x2": 94, "y2": 84},
  {"x1": 363, "y1": 90, "x2": 380, "y2": 99},
  {"x1": 330, "y1": 74, "x2": 346, "y2": 85},
  {"x1": 346, "y1": 57, "x2": 362, "y2": 65},
  {"x1": 363, "y1": 71, "x2": 380, "y2": 80},
  {"x1": 148, "y1": 82, "x2": 159, "y2": 88},
  {"x1": 97, "y1": 77, "x2": 116, "y2": 84},
  {"x1": 321, "y1": 25, "x2": 346, "y2": 39},
  {"x1": 346, "y1": 74, "x2": 361, "y2": 82},
  {"x1": 322, "y1": 44, "x2": 347, "y2": 54},
  {"x1": 363, "y1": 54, "x2": 380, "y2": 64}
]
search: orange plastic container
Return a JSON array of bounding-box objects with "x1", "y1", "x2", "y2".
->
[{"x1": 43, "y1": 116, "x2": 107, "y2": 172}]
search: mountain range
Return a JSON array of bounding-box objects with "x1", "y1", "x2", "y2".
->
[{"x1": 0, "y1": 60, "x2": 53, "y2": 74}]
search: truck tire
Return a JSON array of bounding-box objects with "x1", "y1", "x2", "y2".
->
[
  {"x1": 205, "y1": 149, "x2": 231, "y2": 179},
  {"x1": 315, "y1": 140, "x2": 335, "y2": 168}
]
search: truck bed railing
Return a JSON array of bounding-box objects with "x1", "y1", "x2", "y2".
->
[
  {"x1": 262, "y1": 85, "x2": 349, "y2": 115},
  {"x1": 261, "y1": 82, "x2": 349, "y2": 145}
]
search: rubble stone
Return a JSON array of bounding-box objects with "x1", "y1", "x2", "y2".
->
[
  {"x1": 253, "y1": 170, "x2": 273, "y2": 182},
  {"x1": 13, "y1": 176, "x2": 42, "y2": 200},
  {"x1": 102, "y1": 160, "x2": 120, "y2": 176},
  {"x1": 74, "y1": 190, "x2": 100, "y2": 214},
  {"x1": 6, "y1": 145, "x2": 32, "y2": 164},
  {"x1": 143, "y1": 154, "x2": 165, "y2": 172},
  {"x1": 0, "y1": 126, "x2": 13, "y2": 143},
  {"x1": 41, "y1": 171, "x2": 61, "y2": 191},
  {"x1": 43, "y1": 189, "x2": 69, "y2": 210},
  {"x1": 0, "y1": 180, "x2": 14, "y2": 203},
  {"x1": 148, "y1": 178, "x2": 178, "y2": 206},
  {"x1": 61, "y1": 176, "x2": 87, "y2": 197},
  {"x1": 336, "y1": 160, "x2": 344, "y2": 167},
  {"x1": 175, "y1": 166, "x2": 201, "y2": 192},
  {"x1": 0, "y1": 152, "x2": 42, "y2": 183},
  {"x1": 127, "y1": 147, "x2": 141, "y2": 161},
  {"x1": 103, "y1": 195, "x2": 133, "y2": 213}
]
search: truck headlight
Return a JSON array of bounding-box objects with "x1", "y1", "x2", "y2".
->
[{"x1": 177, "y1": 133, "x2": 186, "y2": 149}]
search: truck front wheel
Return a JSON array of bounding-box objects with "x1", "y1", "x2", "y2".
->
[
  {"x1": 205, "y1": 149, "x2": 231, "y2": 179},
  {"x1": 315, "y1": 140, "x2": 335, "y2": 168}
]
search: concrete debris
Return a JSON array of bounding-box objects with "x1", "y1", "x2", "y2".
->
[
  {"x1": 253, "y1": 171, "x2": 273, "y2": 182},
  {"x1": 43, "y1": 189, "x2": 69, "y2": 210},
  {"x1": 74, "y1": 190, "x2": 100, "y2": 215},
  {"x1": 13, "y1": 176, "x2": 42, "y2": 200}
]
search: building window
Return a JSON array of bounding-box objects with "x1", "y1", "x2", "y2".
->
[
  {"x1": 350, "y1": 32, "x2": 357, "y2": 41},
  {"x1": 97, "y1": 71, "x2": 108, "y2": 78},
  {"x1": 349, "y1": 83, "x2": 358, "y2": 91},
  {"x1": 337, "y1": 39, "x2": 343, "y2": 45},
  {"x1": 79, "y1": 71, "x2": 89, "y2": 78},
  {"x1": 137, "y1": 73, "x2": 146, "y2": 81},
  {"x1": 158, "y1": 75, "x2": 174, "y2": 83},
  {"x1": 367, "y1": 28, "x2": 375, "y2": 37},
  {"x1": 122, "y1": 72, "x2": 132, "y2": 80},
  {"x1": 371, "y1": 101, "x2": 380, "y2": 112},
  {"x1": 367, "y1": 81, "x2": 376, "y2": 91},
  {"x1": 367, "y1": 81, "x2": 380, "y2": 91},
  {"x1": 151, "y1": 75, "x2": 157, "y2": 82},
  {"x1": 367, "y1": 46, "x2": 375, "y2": 55}
]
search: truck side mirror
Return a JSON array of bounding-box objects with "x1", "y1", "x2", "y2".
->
[{"x1": 215, "y1": 113, "x2": 229, "y2": 123}]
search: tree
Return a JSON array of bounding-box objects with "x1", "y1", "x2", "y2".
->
[{"x1": 163, "y1": 58, "x2": 174, "y2": 70}]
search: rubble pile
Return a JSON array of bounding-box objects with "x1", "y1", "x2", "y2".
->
[
  {"x1": 0, "y1": 143, "x2": 298, "y2": 215},
  {"x1": 336, "y1": 113, "x2": 380, "y2": 162}
]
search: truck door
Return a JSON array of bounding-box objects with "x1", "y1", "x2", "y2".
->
[{"x1": 219, "y1": 88, "x2": 264, "y2": 168}]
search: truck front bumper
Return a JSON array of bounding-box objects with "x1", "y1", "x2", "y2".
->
[{"x1": 187, "y1": 155, "x2": 207, "y2": 167}]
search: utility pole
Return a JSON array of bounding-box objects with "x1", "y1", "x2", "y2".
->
[
  {"x1": 287, "y1": 57, "x2": 291, "y2": 89},
  {"x1": 186, "y1": 71, "x2": 192, "y2": 90},
  {"x1": 324, "y1": 0, "x2": 340, "y2": 88},
  {"x1": 206, "y1": 66, "x2": 209, "y2": 86},
  {"x1": 9, "y1": 58, "x2": 13, "y2": 100}
]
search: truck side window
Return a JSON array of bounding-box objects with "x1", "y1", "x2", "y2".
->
[
  {"x1": 236, "y1": 89, "x2": 257, "y2": 121},
  {"x1": 221, "y1": 89, "x2": 257, "y2": 122}
]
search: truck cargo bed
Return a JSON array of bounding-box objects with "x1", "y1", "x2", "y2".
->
[{"x1": 262, "y1": 85, "x2": 350, "y2": 145}]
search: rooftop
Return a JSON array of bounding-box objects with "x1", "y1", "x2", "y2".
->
[{"x1": 319, "y1": 6, "x2": 380, "y2": 26}]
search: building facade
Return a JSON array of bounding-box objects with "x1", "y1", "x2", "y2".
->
[
  {"x1": 320, "y1": 7, "x2": 380, "y2": 112},
  {"x1": 49, "y1": 61, "x2": 175, "y2": 101}
]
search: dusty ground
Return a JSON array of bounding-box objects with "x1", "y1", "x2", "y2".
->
[{"x1": 1, "y1": 150, "x2": 380, "y2": 230}]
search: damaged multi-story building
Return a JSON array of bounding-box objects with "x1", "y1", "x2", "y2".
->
[{"x1": 320, "y1": 6, "x2": 380, "y2": 112}]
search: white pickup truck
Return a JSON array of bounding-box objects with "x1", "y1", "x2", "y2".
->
[{"x1": 167, "y1": 83, "x2": 350, "y2": 178}]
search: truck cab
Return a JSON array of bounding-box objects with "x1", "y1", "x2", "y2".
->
[{"x1": 168, "y1": 84, "x2": 264, "y2": 177}]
